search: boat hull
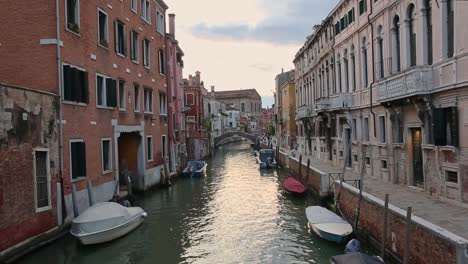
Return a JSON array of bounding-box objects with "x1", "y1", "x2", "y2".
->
[
  {"x1": 72, "y1": 214, "x2": 146, "y2": 245},
  {"x1": 310, "y1": 223, "x2": 351, "y2": 243}
]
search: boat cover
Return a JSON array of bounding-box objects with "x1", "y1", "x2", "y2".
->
[
  {"x1": 306, "y1": 206, "x2": 348, "y2": 224},
  {"x1": 330, "y1": 252, "x2": 385, "y2": 264},
  {"x1": 258, "y1": 149, "x2": 274, "y2": 162},
  {"x1": 71, "y1": 202, "x2": 144, "y2": 235},
  {"x1": 283, "y1": 177, "x2": 306, "y2": 193}
]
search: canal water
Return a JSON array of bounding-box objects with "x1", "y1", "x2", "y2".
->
[{"x1": 17, "y1": 142, "x2": 344, "y2": 264}]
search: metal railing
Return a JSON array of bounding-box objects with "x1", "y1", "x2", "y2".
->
[{"x1": 328, "y1": 172, "x2": 361, "y2": 192}]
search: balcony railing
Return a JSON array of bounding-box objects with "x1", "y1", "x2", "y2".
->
[
  {"x1": 315, "y1": 97, "x2": 330, "y2": 112},
  {"x1": 377, "y1": 66, "x2": 433, "y2": 102},
  {"x1": 329, "y1": 93, "x2": 352, "y2": 110},
  {"x1": 296, "y1": 105, "x2": 315, "y2": 120}
]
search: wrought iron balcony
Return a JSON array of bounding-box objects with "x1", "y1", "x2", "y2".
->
[
  {"x1": 329, "y1": 93, "x2": 352, "y2": 110},
  {"x1": 296, "y1": 105, "x2": 315, "y2": 120},
  {"x1": 377, "y1": 66, "x2": 433, "y2": 102}
]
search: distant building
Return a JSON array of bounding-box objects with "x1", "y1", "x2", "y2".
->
[
  {"x1": 274, "y1": 70, "x2": 295, "y2": 148},
  {"x1": 226, "y1": 105, "x2": 240, "y2": 129},
  {"x1": 279, "y1": 75, "x2": 296, "y2": 150},
  {"x1": 213, "y1": 89, "x2": 262, "y2": 133},
  {"x1": 262, "y1": 108, "x2": 274, "y2": 134}
]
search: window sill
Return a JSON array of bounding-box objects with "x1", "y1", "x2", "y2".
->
[
  {"x1": 144, "y1": 65, "x2": 151, "y2": 70},
  {"x1": 98, "y1": 43, "x2": 110, "y2": 50},
  {"x1": 159, "y1": 73, "x2": 166, "y2": 77},
  {"x1": 132, "y1": 60, "x2": 140, "y2": 65},
  {"x1": 144, "y1": 111, "x2": 153, "y2": 115},
  {"x1": 147, "y1": 159, "x2": 153, "y2": 163},
  {"x1": 393, "y1": 143, "x2": 404, "y2": 148},
  {"x1": 63, "y1": 101, "x2": 87, "y2": 107},
  {"x1": 134, "y1": 109, "x2": 140, "y2": 113},
  {"x1": 66, "y1": 27, "x2": 81, "y2": 37},
  {"x1": 446, "y1": 181, "x2": 459, "y2": 188},
  {"x1": 131, "y1": 8, "x2": 137, "y2": 14},
  {"x1": 141, "y1": 17, "x2": 151, "y2": 25},
  {"x1": 97, "y1": 105, "x2": 114, "y2": 110},
  {"x1": 119, "y1": 108, "x2": 126, "y2": 112},
  {"x1": 160, "y1": 114, "x2": 168, "y2": 117},
  {"x1": 422, "y1": 144, "x2": 434, "y2": 150},
  {"x1": 102, "y1": 170, "x2": 112, "y2": 175},
  {"x1": 117, "y1": 53, "x2": 126, "y2": 58},
  {"x1": 377, "y1": 143, "x2": 386, "y2": 147},
  {"x1": 35, "y1": 206, "x2": 52, "y2": 213},
  {"x1": 362, "y1": 141, "x2": 370, "y2": 145},
  {"x1": 71, "y1": 176, "x2": 86, "y2": 183},
  {"x1": 439, "y1": 146, "x2": 456, "y2": 152}
]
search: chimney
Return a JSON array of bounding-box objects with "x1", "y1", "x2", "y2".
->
[
  {"x1": 195, "y1": 71, "x2": 201, "y2": 85},
  {"x1": 211, "y1": 85, "x2": 215, "y2": 93},
  {"x1": 168, "y1": 14, "x2": 175, "y2": 37},
  {"x1": 282, "y1": 68, "x2": 284, "y2": 74},
  {"x1": 189, "y1": 75, "x2": 193, "y2": 85}
]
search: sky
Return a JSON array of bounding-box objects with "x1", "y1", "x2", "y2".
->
[{"x1": 164, "y1": 0, "x2": 339, "y2": 107}]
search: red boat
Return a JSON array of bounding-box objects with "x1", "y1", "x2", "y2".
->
[{"x1": 283, "y1": 177, "x2": 306, "y2": 194}]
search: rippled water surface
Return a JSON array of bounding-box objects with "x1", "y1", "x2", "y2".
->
[{"x1": 17, "y1": 142, "x2": 343, "y2": 264}]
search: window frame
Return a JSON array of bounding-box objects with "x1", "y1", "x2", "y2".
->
[
  {"x1": 101, "y1": 138, "x2": 112, "y2": 174},
  {"x1": 97, "y1": 8, "x2": 109, "y2": 48},
  {"x1": 134, "y1": 84, "x2": 140, "y2": 112},
  {"x1": 115, "y1": 20, "x2": 127, "y2": 57},
  {"x1": 156, "y1": 11, "x2": 165, "y2": 35},
  {"x1": 69, "y1": 139, "x2": 86, "y2": 181},
  {"x1": 33, "y1": 148, "x2": 51, "y2": 212},
  {"x1": 161, "y1": 134, "x2": 167, "y2": 159},
  {"x1": 379, "y1": 115, "x2": 387, "y2": 144},
  {"x1": 158, "y1": 49, "x2": 166, "y2": 75},
  {"x1": 363, "y1": 116, "x2": 370, "y2": 142},
  {"x1": 96, "y1": 73, "x2": 115, "y2": 108},
  {"x1": 159, "y1": 92, "x2": 167, "y2": 116},
  {"x1": 143, "y1": 88, "x2": 153, "y2": 114},
  {"x1": 143, "y1": 39, "x2": 151, "y2": 69},
  {"x1": 118, "y1": 80, "x2": 126, "y2": 111},
  {"x1": 131, "y1": 0, "x2": 137, "y2": 13},
  {"x1": 186, "y1": 93, "x2": 194, "y2": 106},
  {"x1": 62, "y1": 63, "x2": 88, "y2": 105},
  {"x1": 141, "y1": 0, "x2": 151, "y2": 23},
  {"x1": 147, "y1": 136, "x2": 153, "y2": 162},
  {"x1": 65, "y1": 0, "x2": 80, "y2": 34},
  {"x1": 130, "y1": 30, "x2": 139, "y2": 63}
]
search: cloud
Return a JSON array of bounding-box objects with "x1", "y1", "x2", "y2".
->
[
  {"x1": 191, "y1": 0, "x2": 339, "y2": 45},
  {"x1": 249, "y1": 63, "x2": 274, "y2": 72}
]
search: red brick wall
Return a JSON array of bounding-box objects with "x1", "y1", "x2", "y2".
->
[
  {"x1": 338, "y1": 187, "x2": 457, "y2": 264},
  {"x1": 288, "y1": 157, "x2": 322, "y2": 194}
]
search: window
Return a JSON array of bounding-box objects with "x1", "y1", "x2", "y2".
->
[
  {"x1": 352, "y1": 118, "x2": 357, "y2": 140},
  {"x1": 186, "y1": 93, "x2": 194, "y2": 105},
  {"x1": 147, "y1": 136, "x2": 153, "y2": 161},
  {"x1": 351, "y1": 45, "x2": 356, "y2": 91},
  {"x1": 143, "y1": 88, "x2": 153, "y2": 113},
  {"x1": 392, "y1": 116, "x2": 404, "y2": 143},
  {"x1": 118, "y1": 80, "x2": 126, "y2": 110},
  {"x1": 359, "y1": 0, "x2": 367, "y2": 15},
  {"x1": 407, "y1": 4, "x2": 417, "y2": 67},
  {"x1": 134, "y1": 84, "x2": 140, "y2": 112},
  {"x1": 34, "y1": 149, "x2": 50, "y2": 210},
  {"x1": 348, "y1": 8, "x2": 355, "y2": 24},
  {"x1": 96, "y1": 74, "x2": 117, "y2": 107},
  {"x1": 63, "y1": 65, "x2": 88, "y2": 103},
  {"x1": 446, "y1": 170, "x2": 458, "y2": 183},
  {"x1": 162, "y1": 135, "x2": 167, "y2": 158},
  {"x1": 101, "y1": 139, "x2": 112, "y2": 173},
  {"x1": 157, "y1": 11, "x2": 165, "y2": 34},
  {"x1": 377, "y1": 26, "x2": 384, "y2": 80},
  {"x1": 379, "y1": 116, "x2": 386, "y2": 143},
  {"x1": 424, "y1": 0, "x2": 433, "y2": 65},
  {"x1": 208, "y1": 103, "x2": 211, "y2": 113},
  {"x1": 335, "y1": 22, "x2": 341, "y2": 35},
  {"x1": 131, "y1": 0, "x2": 137, "y2": 12},
  {"x1": 143, "y1": 39, "x2": 150, "y2": 68},
  {"x1": 114, "y1": 20, "x2": 126, "y2": 56},
  {"x1": 70, "y1": 140, "x2": 86, "y2": 179},
  {"x1": 447, "y1": 0, "x2": 454, "y2": 58},
  {"x1": 433, "y1": 107, "x2": 458, "y2": 146},
  {"x1": 392, "y1": 16, "x2": 401, "y2": 72},
  {"x1": 66, "y1": 0, "x2": 80, "y2": 33},
  {"x1": 98, "y1": 9, "x2": 109, "y2": 47},
  {"x1": 353, "y1": 154, "x2": 358, "y2": 162},
  {"x1": 158, "y1": 49, "x2": 166, "y2": 74},
  {"x1": 363, "y1": 117, "x2": 369, "y2": 141},
  {"x1": 381, "y1": 160, "x2": 388, "y2": 169},
  {"x1": 366, "y1": 157, "x2": 371, "y2": 165},
  {"x1": 130, "y1": 31, "x2": 139, "y2": 63},
  {"x1": 361, "y1": 38, "x2": 368, "y2": 88},
  {"x1": 159, "y1": 93, "x2": 167, "y2": 115},
  {"x1": 141, "y1": 0, "x2": 151, "y2": 22},
  {"x1": 241, "y1": 103, "x2": 245, "y2": 112}
]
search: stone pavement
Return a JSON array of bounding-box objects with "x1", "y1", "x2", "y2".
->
[{"x1": 300, "y1": 154, "x2": 468, "y2": 241}]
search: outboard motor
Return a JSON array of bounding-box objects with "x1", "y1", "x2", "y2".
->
[{"x1": 344, "y1": 239, "x2": 361, "y2": 254}]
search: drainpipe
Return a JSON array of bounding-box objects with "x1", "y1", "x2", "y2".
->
[{"x1": 56, "y1": 0, "x2": 67, "y2": 223}]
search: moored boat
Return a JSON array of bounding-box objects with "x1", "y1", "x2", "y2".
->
[
  {"x1": 282, "y1": 177, "x2": 306, "y2": 194},
  {"x1": 182, "y1": 160, "x2": 208, "y2": 177},
  {"x1": 330, "y1": 252, "x2": 385, "y2": 264},
  {"x1": 256, "y1": 149, "x2": 277, "y2": 169},
  {"x1": 70, "y1": 202, "x2": 147, "y2": 245},
  {"x1": 305, "y1": 206, "x2": 353, "y2": 243}
]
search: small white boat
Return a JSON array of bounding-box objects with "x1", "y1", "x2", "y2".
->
[
  {"x1": 256, "y1": 149, "x2": 277, "y2": 169},
  {"x1": 306, "y1": 206, "x2": 353, "y2": 243},
  {"x1": 70, "y1": 202, "x2": 147, "y2": 245}
]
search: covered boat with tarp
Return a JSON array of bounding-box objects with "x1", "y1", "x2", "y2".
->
[
  {"x1": 256, "y1": 149, "x2": 277, "y2": 169},
  {"x1": 330, "y1": 252, "x2": 385, "y2": 264},
  {"x1": 306, "y1": 206, "x2": 353, "y2": 243},
  {"x1": 282, "y1": 177, "x2": 306, "y2": 194},
  {"x1": 70, "y1": 202, "x2": 147, "y2": 245},
  {"x1": 182, "y1": 160, "x2": 207, "y2": 177}
]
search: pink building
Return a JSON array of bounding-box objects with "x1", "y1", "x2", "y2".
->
[
  {"x1": 165, "y1": 14, "x2": 186, "y2": 174},
  {"x1": 295, "y1": 0, "x2": 468, "y2": 203}
]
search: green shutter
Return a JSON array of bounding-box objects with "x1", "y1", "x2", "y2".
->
[
  {"x1": 70, "y1": 67, "x2": 78, "y2": 102},
  {"x1": 63, "y1": 65, "x2": 72, "y2": 101},
  {"x1": 79, "y1": 142, "x2": 87, "y2": 177},
  {"x1": 433, "y1": 108, "x2": 446, "y2": 146},
  {"x1": 83, "y1": 71, "x2": 89, "y2": 104}
]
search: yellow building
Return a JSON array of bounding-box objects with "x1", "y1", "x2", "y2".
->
[{"x1": 278, "y1": 72, "x2": 296, "y2": 150}]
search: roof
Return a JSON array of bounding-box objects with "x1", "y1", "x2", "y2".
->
[{"x1": 213, "y1": 89, "x2": 261, "y2": 100}]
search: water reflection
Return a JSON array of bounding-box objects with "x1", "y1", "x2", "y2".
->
[{"x1": 17, "y1": 142, "x2": 343, "y2": 264}]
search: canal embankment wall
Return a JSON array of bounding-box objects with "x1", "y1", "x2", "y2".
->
[{"x1": 336, "y1": 182, "x2": 468, "y2": 264}]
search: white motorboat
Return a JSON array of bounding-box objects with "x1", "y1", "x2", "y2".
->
[
  {"x1": 306, "y1": 206, "x2": 353, "y2": 243},
  {"x1": 70, "y1": 202, "x2": 147, "y2": 245},
  {"x1": 256, "y1": 149, "x2": 277, "y2": 169}
]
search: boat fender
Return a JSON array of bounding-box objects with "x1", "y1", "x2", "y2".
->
[
  {"x1": 120, "y1": 200, "x2": 131, "y2": 207},
  {"x1": 345, "y1": 238, "x2": 361, "y2": 254}
]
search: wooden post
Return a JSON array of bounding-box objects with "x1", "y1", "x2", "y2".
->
[
  {"x1": 299, "y1": 154, "x2": 303, "y2": 179},
  {"x1": 381, "y1": 194, "x2": 389, "y2": 259},
  {"x1": 307, "y1": 159, "x2": 311, "y2": 185},
  {"x1": 404, "y1": 206, "x2": 412, "y2": 264},
  {"x1": 87, "y1": 180, "x2": 95, "y2": 206}
]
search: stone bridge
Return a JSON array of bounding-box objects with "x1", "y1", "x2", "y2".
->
[{"x1": 214, "y1": 131, "x2": 258, "y2": 147}]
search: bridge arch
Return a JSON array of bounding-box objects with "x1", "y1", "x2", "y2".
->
[{"x1": 214, "y1": 131, "x2": 258, "y2": 148}]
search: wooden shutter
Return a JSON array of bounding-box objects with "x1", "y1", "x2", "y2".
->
[
  {"x1": 123, "y1": 27, "x2": 127, "y2": 56},
  {"x1": 450, "y1": 107, "x2": 459, "y2": 147},
  {"x1": 71, "y1": 142, "x2": 79, "y2": 178},
  {"x1": 82, "y1": 71, "x2": 89, "y2": 104},
  {"x1": 63, "y1": 65, "x2": 72, "y2": 101},
  {"x1": 110, "y1": 79, "x2": 117, "y2": 107},
  {"x1": 433, "y1": 108, "x2": 446, "y2": 146},
  {"x1": 70, "y1": 67, "x2": 78, "y2": 102},
  {"x1": 78, "y1": 142, "x2": 87, "y2": 177},
  {"x1": 114, "y1": 20, "x2": 118, "y2": 52},
  {"x1": 105, "y1": 78, "x2": 115, "y2": 107},
  {"x1": 76, "y1": 70, "x2": 83, "y2": 103}
]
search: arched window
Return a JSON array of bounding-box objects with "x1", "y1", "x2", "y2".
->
[
  {"x1": 344, "y1": 49, "x2": 349, "y2": 92},
  {"x1": 337, "y1": 53, "x2": 342, "y2": 93},
  {"x1": 208, "y1": 102, "x2": 211, "y2": 113},
  {"x1": 377, "y1": 25, "x2": 384, "y2": 80},
  {"x1": 392, "y1": 15, "x2": 401, "y2": 72},
  {"x1": 423, "y1": 0, "x2": 433, "y2": 65},
  {"x1": 330, "y1": 58, "x2": 335, "y2": 95},
  {"x1": 241, "y1": 102, "x2": 245, "y2": 112},
  {"x1": 351, "y1": 45, "x2": 356, "y2": 91},
  {"x1": 407, "y1": 4, "x2": 417, "y2": 67},
  {"x1": 361, "y1": 37, "x2": 368, "y2": 88},
  {"x1": 442, "y1": 0, "x2": 455, "y2": 58},
  {"x1": 326, "y1": 60, "x2": 330, "y2": 96}
]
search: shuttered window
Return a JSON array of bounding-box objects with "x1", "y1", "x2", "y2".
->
[
  {"x1": 96, "y1": 74, "x2": 117, "y2": 107},
  {"x1": 34, "y1": 150, "x2": 50, "y2": 209},
  {"x1": 63, "y1": 65, "x2": 89, "y2": 103},
  {"x1": 433, "y1": 107, "x2": 458, "y2": 147},
  {"x1": 70, "y1": 141, "x2": 86, "y2": 179},
  {"x1": 114, "y1": 20, "x2": 127, "y2": 56}
]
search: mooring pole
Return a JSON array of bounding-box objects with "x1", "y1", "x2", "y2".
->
[
  {"x1": 404, "y1": 206, "x2": 412, "y2": 264},
  {"x1": 381, "y1": 194, "x2": 389, "y2": 259}
]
